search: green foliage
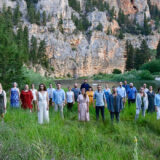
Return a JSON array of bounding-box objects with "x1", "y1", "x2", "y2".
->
[
  {"x1": 125, "y1": 40, "x2": 152, "y2": 71},
  {"x1": 0, "y1": 13, "x2": 27, "y2": 89},
  {"x1": 71, "y1": 14, "x2": 91, "y2": 31},
  {"x1": 42, "y1": 11, "x2": 47, "y2": 26},
  {"x1": 13, "y1": 4, "x2": 21, "y2": 25},
  {"x1": 148, "y1": 0, "x2": 160, "y2": 30},
  {"x1": 117, "y1": 10, "x2": 152, "y2": 35},
  {"x1": 112, "y1": 69, "x2": 122, "y2": 74},
  {"x1": 95, "y1": 23, "x2": 103, "y2": 31},
  {"x1": 138, "y1": 70, "x2": 154, "y2": 80},
  {"x1": 93, "y1": 70, "x2": 154, "y2": 81},
  {"x1": 142, "y1": 13, "x2": 152, "y2": 35},
  {"x1": 156, "y1": 39, "x2": 160, "y2": 59},
  {"x1": 134, "y1": 40, "x2": 151, "y2": 69},
  {"x1": 58, "y1": 15, "x2": 64, "y2": 33},
  {"x1": 85, "y1": 0, "x2": 115, "y2": 21},
  {"x1": 125, "y1": 40, "x2": 135, "y2": 71},
  {"x1": 140, "y1": 60, "x2": 160, "y2": 73},
  {"x1": 68, "y1": 0, "x2": 81, "y2": 13}
]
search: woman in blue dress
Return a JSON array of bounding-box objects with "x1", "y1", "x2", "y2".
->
[{"x1": 10, "y1": 82, "x2": 20, "y2": 108}]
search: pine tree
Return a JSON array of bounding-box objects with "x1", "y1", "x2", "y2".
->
[
  {"x1": 23, "y1": 26, "x2": 29, "y2": 56},
  {"x1": 36, "y1": 10, "x2": 41, "y2": 25},
  {"x1": 30, "y1": 36, "x2": 38, "y2": 64},
  {"x1": 143, "y1": 13, "x2": 152, "y2": 35},
  {"x1": 42, "y1": 11, "x2": 47, "y2": 25},
  {"x1": 156, "y1": 39, "x2": 160, "y2": 59},
  {"x1": 134, "y1": 40, "x2": 151, "y2": 69},
  {"x1": 125, "y1": 40, "x2": 135, "y2": 70},
  {"x1": 13, "y1": 4, "x2": 21, "y2": 25}
]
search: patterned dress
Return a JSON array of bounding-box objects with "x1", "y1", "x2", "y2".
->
[
  {"x1": 10, "y1": 88, "x2": 20, "y2": 108},
  {"x1": 77, "y1": 94, "x2": 90, "y2": 121}
]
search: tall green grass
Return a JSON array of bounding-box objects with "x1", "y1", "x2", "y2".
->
[{"x1": 0, "y1": 103, "x2": 160, "y2": 160}]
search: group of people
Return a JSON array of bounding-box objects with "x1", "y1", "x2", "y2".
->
[{"x1": 0, "y1": 79, "x2": 160, "y2": 124}]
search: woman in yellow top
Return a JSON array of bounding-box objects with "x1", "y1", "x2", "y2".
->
[{"x1": 86, "y1": 87, "x2": 94, "y2": 105}]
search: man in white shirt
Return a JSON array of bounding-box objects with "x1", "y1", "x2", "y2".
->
[
  {"x1": 143, "y1": 83, "x2": 149, "y2": 93},
  {"x1": 117, "y1": 82, "x2": 126, "y2": 108},
  {"x1": 47, "y1": 84, "x2": 55, "y2": 107}
]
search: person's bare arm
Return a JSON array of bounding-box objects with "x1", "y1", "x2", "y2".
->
[{"x1": 46, "y1": 92, "x2": 49, "y2": 110}]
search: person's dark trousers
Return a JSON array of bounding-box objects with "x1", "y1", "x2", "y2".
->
[
  {"x1": 128, "y1": 99, "x2": 135, "y2": 106},
  {"x1": 67, "y1": 103, "x2": 73, "y2": 111},
  {"x1": 49, "y1": 98, "x2": 52, "y2": 106},
  {"x1": 110, "y1": 112, "x2": 120, "y2": 123},
  {"x1": 96, "y1": 106, "x2": 105, "y2": 121}
]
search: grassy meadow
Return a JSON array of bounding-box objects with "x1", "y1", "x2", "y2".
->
[{"x1": 0, "y1": 102, "x2": 160, "y2": 160}]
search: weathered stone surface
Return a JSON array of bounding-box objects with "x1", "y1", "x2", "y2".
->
[{"x1": 0, "y1": 0, "x2": 160, "y2": 77}]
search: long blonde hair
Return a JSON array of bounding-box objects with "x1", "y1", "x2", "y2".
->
[{"x1": 0, "y1": 83, "x2": 2, "y2": 90}]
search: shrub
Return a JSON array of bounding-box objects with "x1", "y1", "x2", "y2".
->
[
  {"x1": 140, "y1": 60, "x2": 160, "y2": 73},
  {"x1": 112, "y1": 69, "x2": 122, "y2": 74},
  {"x1": 137, "y1": 70, "x2": 154, "y2": 80}
]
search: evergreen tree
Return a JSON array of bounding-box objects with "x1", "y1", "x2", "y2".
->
[
  {"x1": 96, "y1": 23, "x2": 103, "y2": 31},
  {"x1": 156, "y1": 39, "x2": 160, "y2": 59},
  {"x1": 13, "y1": 4, "x2": 21, "y2": 25},
  {"x1": 36, "y1": 10, "x2": 41, "y2": 25},
  {"x1": 143, "y1": 13, "x2": 152, "y2": 35},
  {"x1": 23, "y1": 26, "x2": 29, "y2": 56},
  {"x1": 42, "y1": 11, "x2": 47, "y2": 25},
  {"x1": 125, "y1": 40, "x2": 135, "y2": 70},
  {"x1": 30, "y1": 36, "x2": 38, "y2": 64},
  {"x1": 134, "y1": 40, "x2": 151, "y2": 69}
]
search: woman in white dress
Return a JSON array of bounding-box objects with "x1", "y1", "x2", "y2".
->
[
  {"x1": 77, "y1": 88, "x2": 90, "y2": 121},
  {"x1": 0, "y1": 83, "x2": 7, "y2": 122},
  {"x1": 37, "y1": 83, "x2": 49, "y2": 124},
  {"x1": 30, "y1": 84, "x2": 37, "y2": 112}
]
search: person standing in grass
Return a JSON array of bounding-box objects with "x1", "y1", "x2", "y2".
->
[
  {"x1": 147, "y1": 86, "x2": 155, "y2": 113},
  {"x1": 47, "y1": 84, "x2": 55, "y2": 107},
  {"x1": 10, "y1": 82, "x2": 20, "y2": 108},
  {"x1": 80, "y1": 79, "x2": 91, "y2": 92},
  {"x1": 72, "y1": 83, "x2": 81, "y2": 102},
  {"x1": 104, "y1": 84, "x2": 111, "y2": 107},
  {"x1": 86, "y1": 87, "x2": 94, "y2": 106},
  {"x1": 123, "y1": 80, "x2": 129, "y2": 92},
  {"x1": 30, "y1": 84, "x2": 37, "y2": 112},
  {"x1": 77, "y1": 88, "x2": 89, "y2": 121},
  {"x1": 52, "y1": 83, "x2": 65, "y2": 119},
  {"x1": 0, "y1": 83, "x2": 7, "y2": 123},
  {"x1": 143, "y1": 84, "x2": 149, "y2": 93},
  {"x1": 20, "y1": 84, "x2": 33, "y2": 112},
  {"x1": 93, "y1": 84, "x2": 106, "y2": 121},
  {"x1": 37, "y1": 84, "x2": 49, "y2": 124},
  {"x1": 155, "y1": 88, "x2": 160, "y2": 120},
  {"x1": 108, "y1": 86, "x2": 123, "y2": 123},
  {"x1": 127, "y1": 83, "x2": 137, "y2": 106},
  {"x1": 117, "y1": 82, "x2": 126, "y2": 108},
  {"x1": 66, "y1": 86, "x2": 75, "y2": 111},
  {"x1": 135, "y1": 87, "x2": 148, "y2": 120}
]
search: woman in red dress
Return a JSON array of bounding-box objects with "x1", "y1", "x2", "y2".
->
[{"x1": 20, "y1": 84, "x2": 33, "y2": 112}]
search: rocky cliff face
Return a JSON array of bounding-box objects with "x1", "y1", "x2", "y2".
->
[{"x1": 0, "y1": 0, "x2": 160, "y2": 77}]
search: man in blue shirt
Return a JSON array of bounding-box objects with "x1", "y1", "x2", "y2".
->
[
  {"x1": 52, "y1": 83, "x2": 65, "y2": 119},
  {"x1": 93, "y1": 84, "x2": 106, "y2": 121},
  {"x1": 123, "y1": 80, "x2": 129, "y2": 92},
  {"x1": 80, "y1": 79, "x2": 91, "y2": 92},
  {"x1": 127, "y1": 83, "x2": 137, "y2": 106},
  {"x1": 117, "y1": 82, "x2": 126, "y2": 108},
  {"x1": 72, "y1": 83, "x2": 81, "y2": 102}
]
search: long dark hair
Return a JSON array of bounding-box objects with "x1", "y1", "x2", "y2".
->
[
  {"x1": 81, "y1": 88, "x2": 87, "y2": 99},
  {"x1": 38, "y1": 83, "x2": 47, "y2": 91}
]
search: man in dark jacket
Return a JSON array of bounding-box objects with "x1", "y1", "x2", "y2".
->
[
  {"x1": 80, "y1": 79, "x2": 91, "y2": 92},
  {"x1": 108, "y1": 86, "x2": 123, "y2": 123}
]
